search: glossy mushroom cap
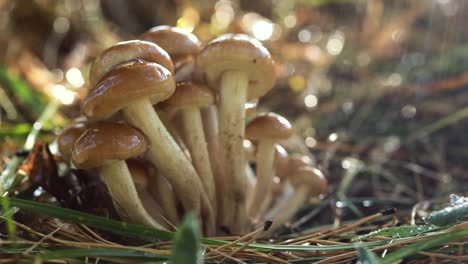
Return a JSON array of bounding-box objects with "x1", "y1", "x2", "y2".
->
[
  {"x1": 161, "y1": 81, "x2": 214, "y2": 110},
  {"x1": 72, "y1": 122, "x2": 148, "y2": 169},
  {"x1": 245, "y1": 113, "x2": 293, "y2": 141},
  {"x1": 127, "y1": 160, "x2": 150, "y2": 188},
  {"x1": 289, "y1": 166, "x2": 328, "y2": 197},
  {"x1": 140, "y1": 26, "x2": 202, "y2": 59},
  {"x1": 82, "y1": 60, "x2": 176, "y2": 121},
  {"x1": 194, "y1": 34, "x2": 275, "y2": 101},
  {"x1": 57, "y1": 121, "x2": 87, "y2": 161},
  {"x1": 89, "y1": 40, "x2": 174, "y2": 86}
]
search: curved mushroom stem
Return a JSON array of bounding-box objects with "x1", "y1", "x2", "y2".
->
[
  {"x1": 263, "y1": 186, "x2": 307, "y2": 236},
  {"x1": 149, "y1": 173, "x2": 180, "y2": 226},
  {"x1": 134, "y1": 184, "x2": 174, "y2": 230},
  {"x1": 122, "y1": 98, "x2": 215, "y2": 230},
  {"x1": 219, "y1": 70, "x2": 248, "y2": 233},
  {"x1": 248, "y1": 139, "x2": 275, "y2": 222},
  {"x1": 202, "y1": 106, "x2": 224, "y2": 225},
  {"x1": 180, "y1": 108, "x2": 217, "y2": 216},
  {"x1": 100, "y1": 161, "x2": 167, "y2": 230},
  {"x1": 123, "y1": 99, "x2": 201, "y2": 213}
]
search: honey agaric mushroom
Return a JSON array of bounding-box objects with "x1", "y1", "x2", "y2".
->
[
  {"x1": 140, "y1": 25, "x2": 201, "y2": 82},
  {"x1": 195, "y1": 34, "x2": 275, "y2": 232},
  {"x1": 161, "y1": 82, "x2": 217, "y2": 212},
  {"x1": 57, "y1": 120, "x2": 87, "y2": 162},
  {"x1": 72, "y1": 122, "x2": 166, "y2": 230},
  {"x1": 245, "y1": 113, "x2": 293, "y2": 221},
  {"x1": 266, "y1": 166, "x2": 327, "y2": 234},
  {"x1": 88, "y1": 40, "x2": 174, "y2": 86},
  {"x1": 127, "y1": 160, "x2": 172, "y2": 230},
  {"x1": 82, "y1": 60, "x2": 212, "y2": 227},
  {"x1": 148, "y1": 171, "x2": 180, "y2": 226}
]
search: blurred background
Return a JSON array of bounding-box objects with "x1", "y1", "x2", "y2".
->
[{"x1": 1, "y1": 0, "x2": 467, "y2": 230}]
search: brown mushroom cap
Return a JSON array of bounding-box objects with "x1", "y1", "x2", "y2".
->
[
  {"x1": 289, "y1": 166, "x2": 328, "y2": 197},
  {"x1": 161, "y1": 81, "x2": 214, "y2": 110},
  {"x1": 72, "y1": 122, "x2": 148, "y2": 169},
  {"x1": 57, "y1": 121, "x2": 87, "y2": 161},
  {"x1": 194, "y1": 34, "x2": 275, "y2": 101},
  {"x1": 245, "y1": 113, "x2": 293, "y2": 141},
  {"x1": 89, "y1": 40, "x2": 174, "y2": 86},
  {"x1": 140, "y1": 26, "x2": 202, "y2": 58},
  {"x1": 82, "y1": 60, "x2": 176, "y2": 121}
]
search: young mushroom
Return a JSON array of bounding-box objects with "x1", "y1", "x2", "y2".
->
[
  {"x1": 57, "y1": 120, "x2": 87, "y2": 162},
  {"x1": 266, "y1": 166, "x2": 327, "y2": 234},
  {"x1": 82, "y1": 59, "x2": 212, "y2": 226},
  {"x1": 72, "y1": 122, "x2": 167, "y2": 230},
  {"x1": 140, "y1": 25, "x2": 201, "y2": 82},
  {"x1": 245, "y1": 113, "x2": 293, "y2": 222},
  {"x1": 127, "y1": 160, "x2": 173, "y2": 230},
  {"x1": 160, "y1": 81, "x2": 217, "y2": 213},
  {"x1": 88, "y1": 40, "x2": 174, "y2": 86},
  {"x1": 194, "y1": 34, "x2": 276, "y2": 232}
]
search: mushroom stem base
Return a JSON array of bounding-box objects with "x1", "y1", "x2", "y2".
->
[
  {"x1": 219, "y1": 70, "x2": 248, "y2": 233},
  {"x1": 101, "y1": 161, "x2": 166, "y2": 230},
  {"x1": 149, "y1": 173, "x2": 180, "y2": 226},
  {"x1": 181, "y1": 108, "x2": 217, "y2": 215},
  {"x1": 264, "y1": 186, "x2": 307, "y2": 236},
  {"x1": 248, "y1": 139, "x2": 275, "y2": 222},
  {"x1": 123, "y1": 99, "x2": 215, "y2": 235}
]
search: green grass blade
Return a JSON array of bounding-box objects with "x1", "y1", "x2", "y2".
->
[
  {"x1": 171, "y1": 214, "x2": 202, "y2": 264},
  {"x1": 39, "y1": 248, "x2": 168, "y2": 261},
  {"x1": 0, "y1": 196, "x2": 17, "y2": 242},
  {"x1": 352, "y1": 225, "x2": 437, "y2": 242},
  {"x1": 357, "y1": 247, "x2": 381, "y2": 264},
  {"x1": 2, "y1": 197, "x2": 173, "y2": 241},
  {"x1": 0, "y1": 65, "x2": 46, "y2": 116},
  {"x1": 381, "y1": 228, "x2": 468, "y2": 264}
]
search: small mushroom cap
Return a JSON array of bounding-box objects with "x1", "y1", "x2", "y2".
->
[
  {"x1": 72, "y1": 122, "x2": 148, "y2": 169},
  {"x1": 82, "y1": 60, "x2": 175, "y2": 121},
  {"x1": 140, "y1": 26, "x2": 202, "y2": 58},
  {"x1": 127, "y1": 160, "x2": 150, "y2": 188},
  {"x1": 194, "y1": 34, "x2": 275, "y2": 101},
  {"x1": 89, "y1": 40, "x2": 174, "y2": 86},
  {"x1": 245, "y1": 113, "x2": 293, "y2": 141},
  {"x1": 57, "y1": 121, "x2": 87, "y2": 161},
  {"x1": 161, "y1": 81, "x2": 214, "y2": 110},
  {"x1": 289, "y1": 166, "x2": 327, "y2": 197}
]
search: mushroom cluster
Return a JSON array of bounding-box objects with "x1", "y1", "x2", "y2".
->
[{"x1": 57, "y1": 26, "x2": 328, "y2": 236}]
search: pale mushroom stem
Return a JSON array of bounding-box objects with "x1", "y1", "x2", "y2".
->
[
  {"x1": 219, "y1": 70, "x2": 248, "y2": 233},
  {"x1": 263, "y1": 186, "x2": 308, "y2": 235},
  {"x1": 202, "y1": 106, "x2": 224, "y2": 224},
  {"x1": 100, "y1": 161, "x2": 167, "y2": 230},
  {"x1": 122, "y1": 98, "x2": 215, "y2": 235},
  {"x1": 181, "y1": 108, "x2": 217, "y2": 214},
  {"x1": 149, "y1": 173, "x2": 180, "y2": 225},
  {"x1": 248, "y1": 139, "x2": 275, "y2": 222},
  {"x1": 135, "y1": 186, "x2": 174, "y2": 230},
  {"x1": 245, "y1": 164, "x2": 256, "y2": 208},
  {"x1": 158, "y1": 110, "x2": 189, "y2": 156}
]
